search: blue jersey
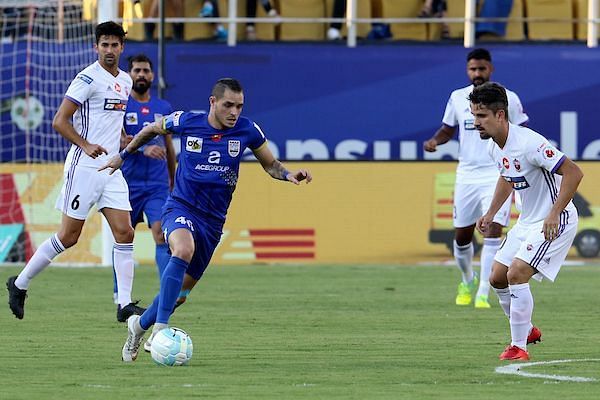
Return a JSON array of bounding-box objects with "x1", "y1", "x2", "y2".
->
[
  {"x1": 121, "y1": 96, "x2": 173, "y2": 188},
  {"x1": 162, "y1": 111, "x2": 267, "y2": 226}
]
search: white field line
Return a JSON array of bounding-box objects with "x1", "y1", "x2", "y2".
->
[{"x1": 495, "y1": 358, "x2": 600, "y2": 382}]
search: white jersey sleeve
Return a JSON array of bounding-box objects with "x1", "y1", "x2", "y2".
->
[
  {"x1": 506, "y1": 90, "x2": 529, "y2": 126},
  {"x1": 526, "y1": 138, "x2": 566, "y2": 174},
  {"x1": 65, "y1": 72, "x2": 95, "y2": 105},
  {"x1": 441, "y1": 95, "x2": 458, "y2": 127}
]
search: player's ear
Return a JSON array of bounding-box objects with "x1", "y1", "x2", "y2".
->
[{"x1": 209, "y1": 95, "x2": 216, "y2": 106}]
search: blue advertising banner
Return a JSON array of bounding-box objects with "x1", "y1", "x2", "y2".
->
[{"x1": 2, "y1": 43, "x2": 599, "y2": 161}]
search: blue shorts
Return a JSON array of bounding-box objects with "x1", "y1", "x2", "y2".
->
[
  {"x1": 129, "y1": 185, "x2": 169, "y2": 228},
  {"x1": 161, "y1": 203, "x2": 222, "y2": 280}
]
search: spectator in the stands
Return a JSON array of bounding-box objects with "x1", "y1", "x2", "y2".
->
[{"x1": 245, "y1": 0, "x2": 279, "y2": 41}]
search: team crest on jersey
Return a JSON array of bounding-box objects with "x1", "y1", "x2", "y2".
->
[
  {"x1": 502, "y1": 157, "x2": 510, "y2": 170},
  {"x1": 186, "y1": 136, "x2": 203, "y2": 153},
  {"x1": 544, "y1": 147, "x2": 555, "y2": 159},
  {"x1": 228, "y1": 140, "x2": 241, "y2": 157},
  {"x1": 115, "y1": 82, "x2": 121, "y2": 93},
  {"x1": 104, "y1": 98, "x2": 127, "y2": 111},
  {"x1": 141, "y1": 106, "x2": 150, "y2": 115},
  {"x1": 513, "y1": 159, "x2": 521, "y2": 171},
  {"x1": 125, "y1": 112, "x2": 138, "y2": 125},
  {"x1": 527, "y1": 244, "x2": 533, "y2": 251}
]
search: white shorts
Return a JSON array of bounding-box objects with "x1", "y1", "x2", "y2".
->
[
  {"x1": 55, "y1": 165, "x2": 131, "y2": 220},
  {"x1": 453, "y1": 181, "x2": 512, "y2": 228},
  {"x1": 495, "y1": 212, "x2": 578, "y2": 282}
]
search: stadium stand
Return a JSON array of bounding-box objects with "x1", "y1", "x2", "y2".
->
[
  {"x1": 118, "y1": 0, "x2": 595, "y2": 43},
  {"x1": 278, "y1": 0, "x2": 326, "y2": 41},
  {"x1": 525, "y1": 0, "x2": 574, "y2": 40},
  {"x1": 574, "y1": 0, "x2": 600, "y2": 40},
  {"x1": 504, "y1": 0, "x2": 525, "y2": 41},
  {"x1": 381, "y1": 0, "x2": 428, "y2": 41},
  {"x1": 324, "y1": 0, "x2": 372, "y2": 38}
]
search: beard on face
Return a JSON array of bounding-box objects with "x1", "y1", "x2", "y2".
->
[
  {"x1": 472, "y1": 77, "x2": 486, "y2": 86},
  {"x1": 133, "y1": 79, "x2": 150, "y2": 95}
]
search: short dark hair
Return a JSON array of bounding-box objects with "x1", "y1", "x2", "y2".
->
[
  {"x1": 211, "y1": 78, "x2": 243, "y2": 98},
  {"x1": 128, "y1": 54, "x2": 153, "y2": 71},
  {"x1": 467, "y1": 48, "x2": 492, "y2": 62},
  {"x1": 468, "y1": 82, "x2": 508, "y2": 119},
  {"x1": 95, "y1": 21, "x2": 126, "y2": 44}
]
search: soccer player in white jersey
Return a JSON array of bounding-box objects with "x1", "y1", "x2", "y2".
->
[
  {"x1": 473, "y1": 82, "x2": 583, "y2": 361},
  {"x1": 6, "y1": 21, "x2": 144, "y2": 322},
  {"x1": 423, "y1": 48, "x2": 529, "y2": 308}
]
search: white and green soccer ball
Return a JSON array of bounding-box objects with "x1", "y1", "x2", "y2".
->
[{"x1": 150, "y1": 327, "x2": 193, "y2": 366}]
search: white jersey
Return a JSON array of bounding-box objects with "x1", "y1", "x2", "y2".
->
[
  {"x1": 488, "y1": 123, "x2": 578, "y2": 225},
  {"x1": 63, "y1": 61, "x2": 132, "y2": 168},
  {"x1": 442, "y1": 85, "x2": 528, "y2": 184}
]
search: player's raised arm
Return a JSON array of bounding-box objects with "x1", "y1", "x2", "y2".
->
[
  {"x1": 252, "y1": 143, "x2": 312, "y2": 185},
  {"x1": 99, "y1": 119, "x2": 167, "y2": 174}
]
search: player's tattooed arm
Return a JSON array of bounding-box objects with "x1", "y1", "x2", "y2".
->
[
  {"x1": 98, "y1": 120, "x2": 166, "y2": 174},
  {"x1": 253, "y1": 144, "x2": 312, "y2": 185}
]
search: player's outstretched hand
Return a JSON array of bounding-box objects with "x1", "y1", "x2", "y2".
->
[
  {"x1": 287, "y1": 169, "x2": 312, "y2": 185},
  {"x1": 98, "y1": 155, "x2": 124, "y2": 175},
  {"x1": 423, "y1": 139, "x2": 438, "y2": 152},
  {"x1": 143, "y1": 145, "x2": 167, "y2": 160},
  {"x1": 83, "y1": 142, "x2": 108, "y2": 159},
  {"x1": 476, "y1": 213, "x2": 493, "y2": 235}
]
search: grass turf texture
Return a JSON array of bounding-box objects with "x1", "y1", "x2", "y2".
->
[{"x1": 1, "y1": 264, "x2": 599, "y2": 399}]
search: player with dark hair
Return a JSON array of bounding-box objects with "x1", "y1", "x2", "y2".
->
[
  {"x1": 6, "y1": 21, "x2": 143, "y2": 322},
  {"x1": 423, "y1": 48, "x2": 529, "y2": 309},
  {"x1": 473, "y1": 82, "x2": 583, "y2": 360},
  {"x1": 99, "y1": 78, "x2": 312, "y2": 362}
]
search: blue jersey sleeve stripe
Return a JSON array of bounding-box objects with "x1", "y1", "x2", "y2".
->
[{"x1": 551, "y1": 154, "x2": 566, "y2": 174}]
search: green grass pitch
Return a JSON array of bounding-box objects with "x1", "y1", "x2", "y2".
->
[{"x1": 1, "y1": 264, "x2": 600, "y2": 399}]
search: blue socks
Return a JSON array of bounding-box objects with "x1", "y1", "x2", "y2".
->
[
  {"x1": 155, "y1": 243, "x2": 170, "y2": 278},
  {"x1": 139, "y1": 256, "x2": 189, "y2": 330}
]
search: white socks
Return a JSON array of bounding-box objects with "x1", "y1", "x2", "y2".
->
[
  {"x1": 15, "y1": 234, "x2": 65, "y2": 290},
  {"x1": 477, "y1": 237, "x2": 502, "y2": 298},
  {"x1": 509, "y1": 283, "x2": 534, "y2": 350},
  {"x1": 113, "y1": 242, "x2": 135, "y2": 308},
  {"x1": 453, "y1": 241, "x2": 474, "y2": 283},
  {"x1": 494, "y1": 286, "x2": 511, "y2": 317}
]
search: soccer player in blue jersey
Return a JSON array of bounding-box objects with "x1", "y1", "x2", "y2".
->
[
  {"x1": 111, "y1": 54, "x2": 176, "y2": 319},
  {"x1": 100, "y1": 78, "x2": 312, "y2": 362}
]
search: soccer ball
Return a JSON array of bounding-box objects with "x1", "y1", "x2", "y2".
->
[{"x1": 150, "y1": 327, "x2": 193, "y2": 366}]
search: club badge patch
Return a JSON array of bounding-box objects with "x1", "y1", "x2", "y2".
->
[{"x1": 228, "y1": 140, "x2": 241, "y2": 157}]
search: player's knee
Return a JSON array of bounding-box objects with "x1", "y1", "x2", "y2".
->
[
  {"x1": 114, "y1": 226, "x2": 135, "y2": 243},
  {"x1": 506, "y1": 261, "x2": 533, "y2": 285},
  {"x1": 56, "y1": 232, "x2": 78, "y2": 249},
  {"x1": 170, "y1": 246, "x2": 194, "y2": 262}
]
